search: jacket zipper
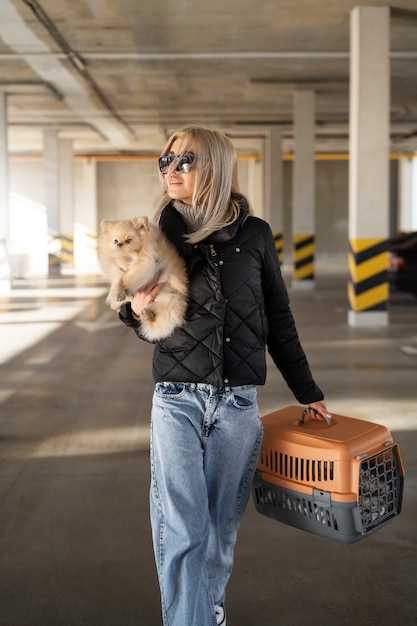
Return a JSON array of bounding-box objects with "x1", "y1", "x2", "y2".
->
[{"x1": 209, "y1": 244, "x2": 217, "y2": 257}]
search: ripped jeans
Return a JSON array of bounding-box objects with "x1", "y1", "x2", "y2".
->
[{"x1": 150, "y1": 382, "x2": 263, "y2": 626}]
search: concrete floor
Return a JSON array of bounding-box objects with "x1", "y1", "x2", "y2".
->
[{"x1": 0, "y1": 269, "x2": 416, "y2": 626}]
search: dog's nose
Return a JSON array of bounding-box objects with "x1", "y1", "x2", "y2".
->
[{"x1": 117, "y1": 243, "x2": 123, "y2": 248}]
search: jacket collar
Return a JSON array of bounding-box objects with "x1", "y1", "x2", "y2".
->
[
  {"x1": 165, "y1": 195, "x2": 249, "y2": 246},
  {"x1": 206, "y1": 197, "x2": 249, "y2": 244}
]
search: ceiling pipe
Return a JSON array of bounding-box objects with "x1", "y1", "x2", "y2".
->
[
  {"x1": 22, "y1": 0, "x2": 136, "y2": 140},
  {"x1": 75, "y1": 51, "x2": 417, "y2": 61}
]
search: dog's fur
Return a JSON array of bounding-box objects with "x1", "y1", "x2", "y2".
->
[{"x1": 98, "y1": 217, "x2": 188, "y2": 341}]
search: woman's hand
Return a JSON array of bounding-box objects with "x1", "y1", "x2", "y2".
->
[
  {"x1": 304, "y1": 400, "x2": 332, "y2": 422},
  {"x1": 131, "y1": 271, "x2": 165, "y2": 318}
]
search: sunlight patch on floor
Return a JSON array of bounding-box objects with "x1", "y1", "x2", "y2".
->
[{"x1": 33, "y1": 426, "x2": 150, "y2": 458}]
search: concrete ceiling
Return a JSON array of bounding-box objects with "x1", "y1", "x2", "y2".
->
[{"x1": 1, "y1": 0, "x2": 417, "y2": 156}]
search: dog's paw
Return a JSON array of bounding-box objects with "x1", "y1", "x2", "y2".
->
[{"x1": 110, "y1": 299, "x2": 124, "y2": 311}]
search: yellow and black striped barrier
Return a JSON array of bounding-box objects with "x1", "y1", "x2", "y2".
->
[
  {"x1": 48, "y1": 231, "x2": 74, "y2": 272},
  {"x1": 293, "y1": 234, "x2": 315, "y2": 281},
  {"x1": 273, "y1": 232, "x2": 284, "y2": 265},
  {"x1": 60, "y1": 232, "x2": 74, "y2": 265},
  {"x1": 48, "y1": 231, "x2": 61, "y2": 273},
  {"x1": 348, "y1": 238, "x2": 388, "y2": 313}
]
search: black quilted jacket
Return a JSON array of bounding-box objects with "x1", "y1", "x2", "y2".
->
[{"x1": 119, "y1": 199, "x2": 324, "y2": 404}]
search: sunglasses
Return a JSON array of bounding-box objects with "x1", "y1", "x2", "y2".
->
[{"x1": 158, "y1": 153, "x2": 196, "y2": 174}]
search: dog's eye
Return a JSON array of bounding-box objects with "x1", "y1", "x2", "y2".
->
[
  {"x1": 114, "y1": 239, "x2": 119, "y2": 245},
  {"x1": 125, "y1": 238, "x2": 132, "y2": 244}
]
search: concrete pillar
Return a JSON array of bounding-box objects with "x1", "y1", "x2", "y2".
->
[
  {"x1": 74, "y1": 158, "x2": 100, "y2": 274},
  {"x1": 59, "y1": 138, "x2": 74, "y2": 270},
  {"x1": 348, "y1": 6, "x2": 390, "y2": 327},
  {"x1": 292, "y1": 90, "x2": 316, "y2": 289},
  {"x1": 44, "y1": 129, "x2": 61, "y2": 274},
  {"x1": 265, "y1": 128, "x2": 284, "y2": 264},
  {"x1": 398, "y1": 157, "x2": 417, "y2": 231},
  {"x1": 245, "y1": 153, "x2": 263, "y2": 220},
  {"x1": 44, "y1": 131, "x2": 75, "y2": 274},
  {"x1": 247, "y1": 158, "x2": 257, "y2": 214},
  {"x1": 0, "y1": 90, "x2": 11, "y2": 292}
]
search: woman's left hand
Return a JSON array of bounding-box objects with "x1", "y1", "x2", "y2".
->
[{"x1": 305, "y1": 401, "x2": 332, "y2": 422}]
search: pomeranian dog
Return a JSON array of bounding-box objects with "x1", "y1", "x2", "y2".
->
[{"x1": 98, "y1": 217, "x2": 188, "y2": 341}]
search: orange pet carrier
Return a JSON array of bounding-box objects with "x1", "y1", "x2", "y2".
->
[{"x1": 252, "y1": 406, "x2": 404, "y2": 544}]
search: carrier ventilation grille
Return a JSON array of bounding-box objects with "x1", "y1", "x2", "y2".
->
[
  {"x1": 260, "y1": 448, "x2": 335, "y2": 483},
  {"x1": 254, "y1": 485, "x2": 339, "y2": 530}
]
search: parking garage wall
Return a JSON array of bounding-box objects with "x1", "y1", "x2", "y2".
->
[{"x1": 8, "y1": 156, "x2": 398, "y2": 275}]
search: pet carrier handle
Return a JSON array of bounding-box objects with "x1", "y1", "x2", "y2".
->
[{"x1": 301, "y1": 408, "x2": 332, "y2": 428}]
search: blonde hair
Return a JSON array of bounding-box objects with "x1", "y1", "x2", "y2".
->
[{"x1": 155, "y1": 124, "x2": 252, "y2": 244}]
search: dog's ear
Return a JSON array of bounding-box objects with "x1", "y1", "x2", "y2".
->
[
  {"x1": 100, "y1": 220, "x2": 116, "y2": 233},
  {"x1": 132, "y1": 216, "x2": 149, "y2": 232}
]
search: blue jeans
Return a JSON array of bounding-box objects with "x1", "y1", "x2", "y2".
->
[{"x1": 150, "y1": 382, "x2": 263, "y2": 626}]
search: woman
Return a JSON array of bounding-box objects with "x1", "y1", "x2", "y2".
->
[{"x1": 120, "y1": 124, "x2": 330, "y2": 626}]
